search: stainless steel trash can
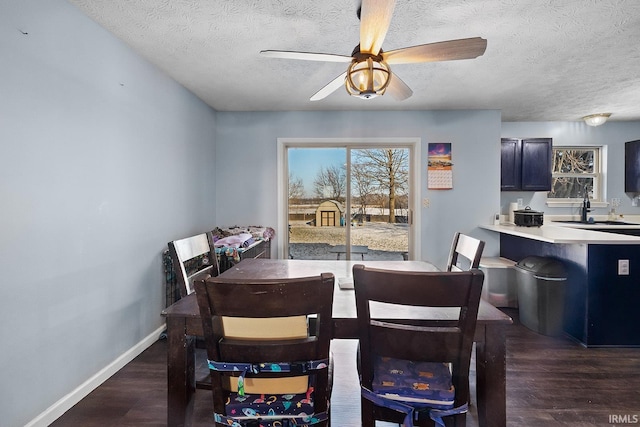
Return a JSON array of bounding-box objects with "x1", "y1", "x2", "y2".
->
[
  {"x1": 479, "y1": 257, "x2": 518, "y2": 308},
  {"x1": 514, "y1": 256, "x2": 567, "y2": 336}
]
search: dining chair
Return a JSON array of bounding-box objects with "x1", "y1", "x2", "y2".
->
[
  {"x1": 194, "y1": 272, "x2": 335, "y2": 427},
  {"x1": 168, "y1": 232, "x2": 219, "y2": 298},
  {"x1": 353, "y1": 264, "x2": 484, "y2": 427},
  {"x1": 446, "y1": 232, "x2": 485, "y2": 272}
]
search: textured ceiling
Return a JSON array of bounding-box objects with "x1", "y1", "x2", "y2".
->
[{"x1": 67, "y1": 0, "x2": 640, "y2": 122}]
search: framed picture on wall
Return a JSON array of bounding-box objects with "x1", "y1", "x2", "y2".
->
[{"x1": 428, "y1": 143, "x2": 453, "y2": 189}]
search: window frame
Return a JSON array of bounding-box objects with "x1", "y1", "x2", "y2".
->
[
  {"x1": 277, "y1": 137, "x2": 421, "y2": 260},
  {"x1": 546, "y1": 145, "x2": 606, "y2": 207}
]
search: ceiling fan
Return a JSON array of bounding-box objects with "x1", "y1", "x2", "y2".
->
[{"x1": 260, "y1": 0, "x2": 487, "y2": 102}]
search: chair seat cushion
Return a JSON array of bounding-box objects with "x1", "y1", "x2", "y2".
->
[
  {"x1": 225, "y1": 386, "x2": 316, "y2": 421},
  {"x1": 371, "y1": 356, "x2": 455, "y2": 409}
]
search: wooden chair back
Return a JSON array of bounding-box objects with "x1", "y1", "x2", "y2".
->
[
  {"x1": 168, "y1": 233, "x2": 219, "y2": 297},
  {"x1": 353, "y1": 264, "x2": 484, "y2": 426},
  {"x1": 194, "y1": 273, "x2": 335, "y2": 425},
  {"x1": 446, "y1": 232, "x2": 485, "y2": 272}
]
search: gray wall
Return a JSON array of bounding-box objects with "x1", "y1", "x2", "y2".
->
[
  {"x1": 215, "y1": 110, "x2": 502, "y2": 269},
  {"x1": 0, "y1": 1, "x2": 217, "y2": 426},
  {"x1": 501, "y1": 122, "x2": 640, "y2": 216}
]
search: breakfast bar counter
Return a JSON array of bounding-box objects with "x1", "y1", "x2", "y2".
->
[
  {"x1": 480, "y1": 223, "x2": 640, "y2": 244},
  {"x1": 481, "y1": 221, "x2": 640, "y2": 346}
]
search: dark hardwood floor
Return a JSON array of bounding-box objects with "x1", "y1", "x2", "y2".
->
[{"x1": 51, "y1": 309, "x2": 640, "y2": 426}]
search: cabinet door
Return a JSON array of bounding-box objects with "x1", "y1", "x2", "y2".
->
[
  {"x1": 520, "y1": 138, "x2": 552, "y2": 191},
  {"x1": 625, "y1": 140, "x2": 640, "y2": 193},
  {"x1": 500, "y1": 138, "x2": 521, "y2": 190}
]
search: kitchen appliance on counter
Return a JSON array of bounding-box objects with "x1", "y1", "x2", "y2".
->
[{"x1": 514, "y1": 206, "x2": 544, "y2": 227}]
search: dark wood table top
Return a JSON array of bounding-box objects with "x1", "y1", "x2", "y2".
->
[{"x1": 162, "y1": 259, "x2": 512, "y2": 326}]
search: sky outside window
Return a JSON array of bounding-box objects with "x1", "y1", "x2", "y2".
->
[{"x1": 288, "y1": 147, "x2": 346, "y2": 198}]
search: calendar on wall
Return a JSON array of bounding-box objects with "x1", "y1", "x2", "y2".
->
[{"x1": 427, "y1": 143, "x2": 453, "y2": 189}]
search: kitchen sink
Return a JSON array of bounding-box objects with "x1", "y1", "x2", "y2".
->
[{"x1": 555, "y1": 220, "x2": 636, "y2": 225}]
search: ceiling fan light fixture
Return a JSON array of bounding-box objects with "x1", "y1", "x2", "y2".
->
[
  {"x1": 262, "y1": 2, "x2": 487, "y2": 102},
  {"x1": 582, "y1": 113, "x2": 611, "y2": 126},
  {"x1": 345, "y1": 56, "x2": 391, "y2": 99}
]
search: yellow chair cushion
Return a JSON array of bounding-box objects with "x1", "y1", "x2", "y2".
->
[{"x1": 220, "y1": 315, "x2": 309, "y2": 394}]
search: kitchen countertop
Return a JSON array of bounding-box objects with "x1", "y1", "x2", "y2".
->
[
  {"x1": 480, "y1": 222, "x2": 640, "y2": 244},
  {"x1": 546, "y1": 220, "x2": 640, "y2": 230}
]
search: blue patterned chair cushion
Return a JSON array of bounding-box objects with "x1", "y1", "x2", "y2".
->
[
  {"x1": 371, "y1": 356, "x2": 455, "y2": 410},
  {"x1": 224, "y1": 386, "x2": 318, "y2": 424}
]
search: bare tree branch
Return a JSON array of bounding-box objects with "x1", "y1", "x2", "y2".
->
[
  {"x1": 550, "y1": 149, "x2": 595, "y2": 198},
  {"x1": 288, "y1": 173, "x2": 305, "y2": 201},
  {"x1": 353, "y1": 149, "x2": 409, "y2": 223},
  {"x1": 313, "y1": 164, "x2": 345, "y2": 200}
]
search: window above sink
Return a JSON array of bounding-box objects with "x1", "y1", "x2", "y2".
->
[{"x1": 546, "y1": 146, "x2": 606, "y2": 208}]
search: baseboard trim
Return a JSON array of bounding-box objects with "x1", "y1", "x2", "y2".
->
[{"x1": 25, "y1": 324, "x2": 166, "y2": 427}]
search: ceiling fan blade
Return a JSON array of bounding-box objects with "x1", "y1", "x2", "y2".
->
[
  {"x1": 310, "y1": 72, "x2": 348, "y2": 101},
  {"x1": 386, "y1": 73, "x2": 413, "y2": 101},
  {"x1": 260, "y1": 50, "x2": 352, "y2": 63},
  {"x1": 359, "y1": 0, "x2": 397, "y2": 55},
  {"x1": 382, "y1": 37, "x2": 488, "y2": 64}
]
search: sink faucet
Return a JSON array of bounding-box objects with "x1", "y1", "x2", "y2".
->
[{"x1": 581, "y1": 187, "x2": 591, "y2": 222}]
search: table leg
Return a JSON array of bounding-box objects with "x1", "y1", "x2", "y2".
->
[
  {"x1": 475, "y1": 324, "x2": 507, "y2": 427},
  {"x1": 167, "y1": 317, "x2": 195, "y2": 427}
]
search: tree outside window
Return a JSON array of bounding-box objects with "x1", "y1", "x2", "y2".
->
[{"x1": 548, "y1": 147, "x2": 602, "y2": 201}]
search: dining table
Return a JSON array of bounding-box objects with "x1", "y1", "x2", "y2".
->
[{"x1": 161, "y1": 258, "x2": 512, "y2": 427}]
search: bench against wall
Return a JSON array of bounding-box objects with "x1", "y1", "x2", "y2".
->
[{"x1": 165, "y1": 226, "x2": 274, "y2": 306}]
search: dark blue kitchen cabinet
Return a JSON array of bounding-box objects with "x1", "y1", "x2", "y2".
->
[
  {"x1": 625, "y1": 139, "x2": 640, "y2": 193},
  {"x1": 501, "y1": 138, "x2": 552, "y2": 191},
  {"x1": 500, "y1": 138, "x2": 521, "y2": 191}
]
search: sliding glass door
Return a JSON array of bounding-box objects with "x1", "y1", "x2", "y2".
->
[
  {"x1": 285, "y1": 142, "x2": 413, "y2": 261},
  {"x1": 288, "y1": 147, "x2": 347, "y2": 259}
]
